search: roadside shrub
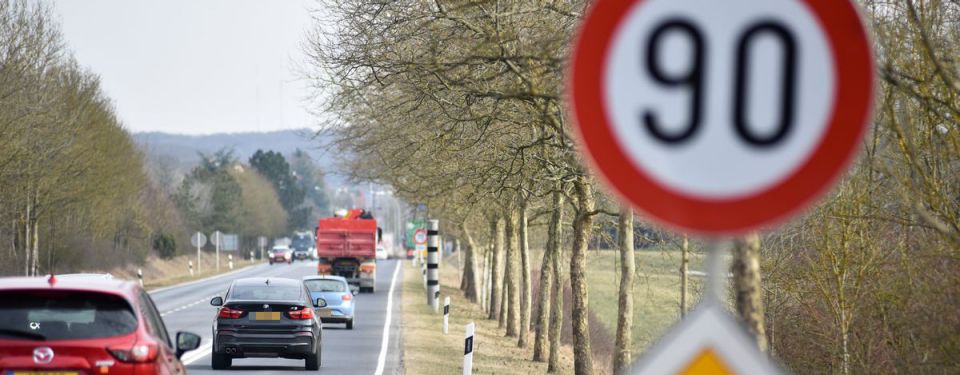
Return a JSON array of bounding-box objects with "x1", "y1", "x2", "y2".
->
[{"x1": 153, "y1": 232, "x2": 177, "y2": 259}]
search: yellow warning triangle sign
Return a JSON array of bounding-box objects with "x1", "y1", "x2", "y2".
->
[{"x1": 629, "y1": 304, "x2": 784, "y2": 374}]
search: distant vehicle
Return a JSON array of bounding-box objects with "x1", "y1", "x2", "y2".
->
[
  {"x1": 376, "y1": 246, "x2": 388, "y2": 260},
  {"x1": 292, "y1": 248, "x2": 312, "y2": 261},
  {"x1": 210, "y1": 277, "x2": 323, "y2": 370},
  {"x1": 0, "y1": 274, "x2": 202, "y2": 374},
  {"x1": 315, "y1": 209, "x2": 380, "y2": 293},
  {"x1": 268, "y1": 246, "x2": 293, "y2": 265},
  {"x1": 291, "y1": 231, "x2": 315, "y2": 261},
  {"x1": 303, "y1": 276, "x2": 357, "y2": 329}
]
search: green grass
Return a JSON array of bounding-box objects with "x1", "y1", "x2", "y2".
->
[{"x1": 585, "y1": 248, "x2": 706, "y2": 354}]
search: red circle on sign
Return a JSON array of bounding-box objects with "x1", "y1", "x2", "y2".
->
[{"x1": 568, "y1": 0, "x2": 874, "y2": 236}]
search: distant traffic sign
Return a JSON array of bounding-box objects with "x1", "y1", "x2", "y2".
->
[
  {"x1": 190, "y1": 232, "x2": 207, "y2": 248},
  {"x1": 568, "y1": 0, "x2": 874, "y2": 235},
  {"x1": 414, "y1": 228, "x2": 427, "y2": 245},
  {"x1": 629, "y1": 304, "x2": 782, "y2": 374}
]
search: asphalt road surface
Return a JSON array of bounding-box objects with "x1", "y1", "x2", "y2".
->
[{"x1": 149, "y1": 259, "x2": 403, "y2": 374}]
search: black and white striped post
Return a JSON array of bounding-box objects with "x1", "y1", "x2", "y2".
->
[
  {"x1": 443, "y1": 296, "x2": 450, "y2": 334},
  {"x1": 463, "y1": 322, "x2": 474, "y2": 375},
  {"x1": 426, "y1": 219, "x2": 440, "y2": 311}
]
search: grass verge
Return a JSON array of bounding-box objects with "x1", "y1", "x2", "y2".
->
[{"x1": 400, "y1": 258, "x2": 575, "y2": 374}]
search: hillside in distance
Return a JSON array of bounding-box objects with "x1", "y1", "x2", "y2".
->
[{"x1": 134, "y1": 129, "x2": 346, "y2": 187}]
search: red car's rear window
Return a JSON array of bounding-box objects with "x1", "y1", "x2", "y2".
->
[{"x1": 0, "y1": 290, "x2": 137, "y2": 341}]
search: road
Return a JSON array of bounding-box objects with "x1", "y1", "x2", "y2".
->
[{"x1": 149, "y1": 259, "x2": 403, "y2": 374}]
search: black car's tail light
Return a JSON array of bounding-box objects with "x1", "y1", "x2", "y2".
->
[
  {"x1": 288, "y1": 307, "x2": 314, "y2": 320},
  {"x1": 218, "y1": 306, "x2": 245, "y2": 319}
]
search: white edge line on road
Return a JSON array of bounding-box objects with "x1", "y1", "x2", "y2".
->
[
  {"x1": 181, "y1": 340, "x2": 213, "y2": 365},
  {"x1": 374, "y1": 261, "x2": 402, "y2": 375}
]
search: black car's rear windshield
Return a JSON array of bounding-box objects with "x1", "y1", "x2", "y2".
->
[
  {"x1": 230, "y1": 285, "x2": 301, "y2": 301},
  {"x1": 0, "y1": 290, "x2": 137, "y2": 341},
  {"x1": 304, "y1": 279, "x2": 346, "y2": 293}
]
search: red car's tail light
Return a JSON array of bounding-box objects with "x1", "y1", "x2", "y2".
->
[
  {"x1": 218, "y1": 306, "x2": 244, "y2": 319},
  {"x1": 108, "y1": 341, "x2": 159, "y2": 363},
  {"x1": 288, "y1": 307, "x2": 315, "y2": 320},
  {"x1": 341, "y1": 293, "x2": 352, "y2": 301}
]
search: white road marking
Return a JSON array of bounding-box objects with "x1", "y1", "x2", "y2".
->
[
  {"x1": 160, "y1": 296, "x2": 214, "y2": 317},
  {"x1": 374, "y1": 262, "x2": 401, "y2": 375},
  {"x1": 181, "y1": 340, "x2": 213, "y2": 365}
]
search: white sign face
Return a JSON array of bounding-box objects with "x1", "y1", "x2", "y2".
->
[
  {"x1": 629, "y1": 304, "x2": 783, "y2": 374},
  {"x1": 414, "y1": 229, "x2": 427, "y2": 245},
  {"x1": 605, "y1": 0, "x2": 833, "y2": 199},
  {"x1": 258, "y1": 236, "x2": 268, "y2": 248},
  {"x1": 190, "y1": 232, "x2": 207, "y2": 248}
]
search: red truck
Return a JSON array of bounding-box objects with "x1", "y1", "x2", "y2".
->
[{"x1": 315, "y1": 209, "x2": 379, "y2": 293}]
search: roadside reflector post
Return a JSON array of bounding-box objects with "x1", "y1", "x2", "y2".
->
[
  {"x1": 249, "y1": 251, "x2": 254, "y2": 262},
  {"x1": 443, "y1": 296, "x2": 450, "y2": 334},
  {"x1": 228, "y1": 254, "x2": 234, "y2": 270},
  {"x1": 188, "y1": 260, "x2": 194, "y2": 276},
  {"x1": 137, "y1": 268, "x2": 143, "y2": 287},
  {"x1": 426, "y1": 219, "x2": 440, "y2": 311},
  {"x1": 463, "y1": 322, "x2": 474, "y2": 375}
]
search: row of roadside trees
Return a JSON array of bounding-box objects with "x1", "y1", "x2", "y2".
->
[
  {"x1": 307, "y1": 0, "x2": 958, "y2": 373},
  {"x1": 0, "y1": 1, "x2": 330, "y2": 277}
]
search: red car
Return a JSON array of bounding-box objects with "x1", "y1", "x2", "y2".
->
[{"x1": 0, "y1": 274, "x2": 202, "y2": 374}]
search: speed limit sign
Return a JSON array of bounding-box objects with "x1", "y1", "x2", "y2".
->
[{"x1": 569, "y1": 0, "x2": 874, "y2": 235}]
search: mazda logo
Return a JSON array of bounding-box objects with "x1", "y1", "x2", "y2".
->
[{"x1": 33, "y1": 347, "x2": 54, "y2": 364}]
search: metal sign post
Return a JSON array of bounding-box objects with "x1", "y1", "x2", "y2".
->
[{"x1": 190, "y1": 232, "x2": 207, "y2": 275}]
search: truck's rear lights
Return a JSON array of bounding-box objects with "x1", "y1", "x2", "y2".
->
[
  {"x1": 288, "y1": 308, "x2": 315, "y2": 320},
  {"x1": 108, "y1": 341, "x2": 158, "y2": 363},
  {"x1": 318, "y1": 263, "x2": 332, "y2": 273},
  {"x1": 360, "y1": 263, "x2": 376, "y2": 273},
  {"x1": 218, "y1": 306, "x2": 244, "y2": 319}
]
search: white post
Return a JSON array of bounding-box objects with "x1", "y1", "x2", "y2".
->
[
  {"x1": 427, "y1": 219, "x2": 440, "y2": 311},
  {"x1": 137, "y1": 268, "x2": 143, "y2": 287},
  {"x1": 228, "y1": 254, "x2": 234, "y2": 270},
  {"x1": 463, "y1": 322, "x2": 474, "y2": 375},
  {"x1": 188, "y1": 260, "x2": 194, "y2": 276},
  {"x1": 215, "y1": 232, "x2": 221, "y2": 272},
  {"x1": 443, "y1": 296, "x2": 450, "y2": 334},
  {"x1": 249, "y1": 251, "x2": 254, "y2": 263},
  {"x1": 196, "y1": 232, "x2": 202, "y2": 274}
]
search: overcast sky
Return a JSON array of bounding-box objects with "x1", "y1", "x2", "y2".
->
[{"x1": 53, "y1": 0, "x2": 318, "y2": 135}]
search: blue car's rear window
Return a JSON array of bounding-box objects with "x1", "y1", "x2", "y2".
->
[{"x1": 304, "y1": 279, "x2": 346, "y2": 293}]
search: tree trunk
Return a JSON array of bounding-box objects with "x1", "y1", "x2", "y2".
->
[
  {"x1": 518, "y1": 205, "x2": 532, "y2": 347},
  {"x1": 732, "y1": 232, "x2": 768, "y2": 352},
  {"x1": 532, "y1": 200, "x2": 558, "y2": 360},
  {"x1": 571, "y1": 176, "x2": 595, "y2": 375},
  {"x1": 547, "y1": 189, "x2": 565, "y2": 372},
  {"x1": 488, "y1": 215, "x2": 504, "y2": 320},
  {"x1": 680, "y1": 235, "x2": 689, "y2": 318},
  {"x1": 614, "y1": 207, "x2": 635, "y2": 373},
  {"x1": 505, "y1": 208, "x2": 520, "y2": 337},
  {"x1": 461, "y1": 222, "x2": 479, "y2": 303},
  {"x1": 481, "y1": 243, "x2": 491, "y2": 311},
  {"x1": 24, "y1": 196, "x2": 31, "y2": 276}
]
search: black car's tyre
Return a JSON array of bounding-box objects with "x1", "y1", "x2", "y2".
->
[
  {"x1": 305, "y1": 344, "x2": 321, "y2": 370},
  {"x1": 346, "y1": 318, "x2": 354, "y2": 330},
  {"x1": 269, "y1": 261, "x2": 273, "y2": 265},
  {"x1": 211, "y1": 351, "x2": 232, "y2": 370}
]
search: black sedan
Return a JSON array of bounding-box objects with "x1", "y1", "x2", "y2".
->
[{"x1": 209, "y1": 277, "x2": 325, "y2": 370}]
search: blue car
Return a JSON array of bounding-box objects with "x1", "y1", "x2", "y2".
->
[{"x1": 303, "y1": 275, "x2": 357, "y2": 329}]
